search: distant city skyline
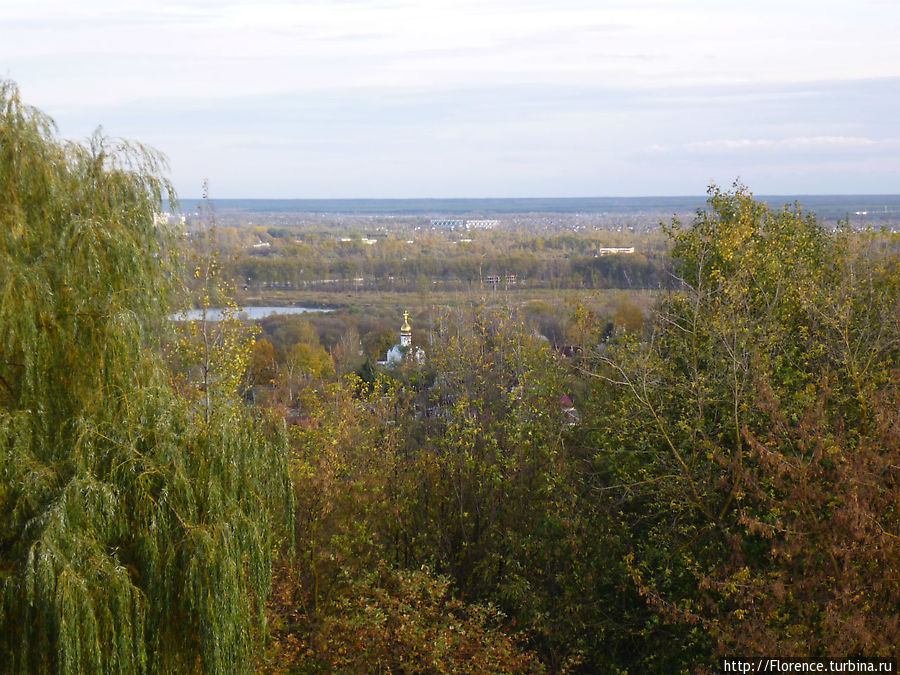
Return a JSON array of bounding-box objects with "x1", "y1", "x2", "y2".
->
[{"x1": 2, "y1": 0, "x2": 899, "y2": 198}]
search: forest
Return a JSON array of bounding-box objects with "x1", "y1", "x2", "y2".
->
[
  {"x1": 215, "y1": 223, "x2": 669, "y2": 295},
  {"x1": 2, "y1": 82, "x2": 900, "y2": 673}
]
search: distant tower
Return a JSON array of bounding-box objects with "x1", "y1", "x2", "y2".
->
[
  {"x1": 385, "y1": 311, "x2": 424, "y2": 367},
  {"x1": 400, "y1": 311, "x2": 412, "y2": 347}
]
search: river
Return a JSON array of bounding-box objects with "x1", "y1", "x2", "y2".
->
[{"x1": 173, "y1": 306, "x2": 331, "y2": 321}]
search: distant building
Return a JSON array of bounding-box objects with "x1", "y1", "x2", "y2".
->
[
  {"x1": 597, "y1": 247, "x2": 635, "y2": 255},
  {"x1": 382, "y1": 311, "x2": 425, "y2": 367},
  {"x1": 465, "y1": 219, "x2": 499, "y2": 230},
  {"x1": 431, "y1": 219, "x2": 465, "y2": 229},
  {"x1": 485, "y1": 273, "x2": 516, "y2": 287}
]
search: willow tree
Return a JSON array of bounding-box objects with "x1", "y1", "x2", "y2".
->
[{"x1": 0, "y1": 82, "x2": 291, "y2": 673}]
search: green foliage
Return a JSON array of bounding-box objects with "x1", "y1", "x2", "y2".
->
[
  {"x1": 286, "y1": 376, "x2": 406, "y2": 611},
  {"x1": 259, "y1": 307, "x2": 591, "y2": 671},
  {"x1": 263, "y1": 361, "x2": 554, "y2": 670},
  {"x1": 253, "y1": 183, "x2": 898, "y2": 669},
  {"x1": 0, "y1": 81, "x2": 290, "y2": 673},
  {"x1": 582, "y1": 184, "x2": 900, "y2": 666},
  {"x1": 373, "y1": 308, "x2": 595, "y2": 668}
]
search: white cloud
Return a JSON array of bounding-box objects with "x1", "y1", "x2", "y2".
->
[
  {"x1": 4, "y1": 0, "x2": 900, "y2": 108},
  {"x1": 685, "y1": 136, "x2": 881, "y2": 152}
]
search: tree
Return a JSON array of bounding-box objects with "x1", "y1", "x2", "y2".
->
[
  {"x1": 247, "y1": 337, "x2": 279, "y2": 388},
  {"x1": 582, "y1": 184, "x2": 900, "y2": 666},
  {"x1": 283, "y1": 341, "x2": 334, "y2": 382},
  {"x1": 0, "y1": 81, "x2": 290, "y2": 673},
  {"x1": 360, "y1": 321, "x2": 394, "y2": 361},
  {"x1": 333, "y1": 324, "x2": 362, "y2": 376}
]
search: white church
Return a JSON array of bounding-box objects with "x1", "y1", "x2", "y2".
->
[{"x1": 382, "y1": 311, "x2": 425, "y2": 367}]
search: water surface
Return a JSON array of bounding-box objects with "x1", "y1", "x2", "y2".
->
[{"x1": 174, "y1": 306, "x2": 330, "y2": 321}]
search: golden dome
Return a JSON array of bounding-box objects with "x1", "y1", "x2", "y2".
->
[{"x1": 400, "y1": 311, "x2": 412, "y2": 333}]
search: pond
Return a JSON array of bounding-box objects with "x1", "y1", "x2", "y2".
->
[{"x1": 173, "y1": 306, "x2": 331, "y2": 321}]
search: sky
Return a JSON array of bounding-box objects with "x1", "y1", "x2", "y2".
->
[{"x1": 2, "y1": 0, "x2": 899, "y2": 198}]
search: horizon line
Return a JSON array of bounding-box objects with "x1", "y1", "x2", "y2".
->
[{"x1": 173, "y1": 192, "x2": 900, "y2": 201}]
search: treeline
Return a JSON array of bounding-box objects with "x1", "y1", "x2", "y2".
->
[
  {"x1": 3, "y1": 81, "x2": 899, "y2": 673},
  {"x1": 232, "y1": 251, "x2": 665, "y2": 292}
]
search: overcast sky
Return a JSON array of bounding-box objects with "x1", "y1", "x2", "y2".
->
[{"x1": 2, "y1": 0, "x2": 899, "y2": 198}]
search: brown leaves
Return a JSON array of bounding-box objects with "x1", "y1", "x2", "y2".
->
[
  {"x1": 261, "y1": 563, "x2": 544, "y2": 674},
  {"x1": 708, "y1": 371, "x2": 900, "y2": 656}
]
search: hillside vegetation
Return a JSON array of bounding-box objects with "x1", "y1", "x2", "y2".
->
[{"x1": 2, "y1": 83, "x2": 899, "y2": 673}]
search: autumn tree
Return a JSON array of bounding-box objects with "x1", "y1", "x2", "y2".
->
[
  {"x1": 265, "y1": 563, "x2": 544, "y2": 674},
  {"x1": 0, "y1": 81, "x2": 290, "y2": 673},
  {"x1": 582, "y1": 184, "x2": 900, "y2": 666},
  {"x1": 247, "y1": 337, "x2": 279, "y2": 388}
]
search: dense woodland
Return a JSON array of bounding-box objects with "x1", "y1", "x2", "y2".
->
[{"x1": 2, "y1": 83, "x2": 900, "y2": 673}]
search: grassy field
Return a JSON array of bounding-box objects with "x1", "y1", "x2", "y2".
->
[{"x1": 238, "y1": 286, "x2": 658, "y2": 317}]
